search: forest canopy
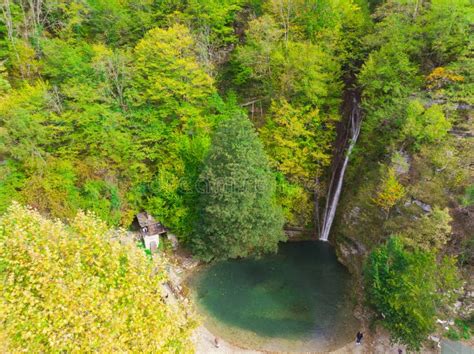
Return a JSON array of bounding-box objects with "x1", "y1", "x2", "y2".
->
[{"x1": 0, "y1": 0, "x2": 472, "y2": 351}]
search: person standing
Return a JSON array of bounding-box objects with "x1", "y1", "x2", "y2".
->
[{"x1": 356, "y1": 331, "x2": 363, "y2": 344}]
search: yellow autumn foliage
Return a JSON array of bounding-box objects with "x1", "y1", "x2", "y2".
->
[
  {"x1": 0, "y1": 203, "x2": 196, "y2": 353},
  {"x1": 426, "y1": 67, "x2": 464, "y2": 89},
  {"x1": 373, "y1": 167, "x2": 406, "y2": 215}
]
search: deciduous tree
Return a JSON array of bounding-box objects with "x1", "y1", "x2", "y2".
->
[
  {"x1": 365, "y1": 236, "x2": 460, "y2": 351},
  {"x1": 0, "y1": 203, "x2": 196, "y2": 352},
  {"x1": 373, "y1": 167, "x2": 405, "y2": 217}
]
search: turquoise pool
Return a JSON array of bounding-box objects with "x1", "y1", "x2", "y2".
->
[{"x1": 189, "y1": 241, "x2": 360, "y2": 352}]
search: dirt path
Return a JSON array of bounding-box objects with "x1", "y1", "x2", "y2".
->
[
  {"x1": 192, "y1": 325, "x2": 260, "y2": 354},
  {"x1": 191, "y1": 325, "x2": 434, "y2": 354}
]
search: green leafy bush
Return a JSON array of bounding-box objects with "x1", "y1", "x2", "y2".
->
[{"x1": 365, "y1": 236, "x2": 461, "y2": 350}]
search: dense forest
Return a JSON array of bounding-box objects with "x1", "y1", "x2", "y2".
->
[{"x1": 0, "y1": 0, "x2": 472, "y2": 352}]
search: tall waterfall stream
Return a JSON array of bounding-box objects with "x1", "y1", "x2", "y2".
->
[{"x1": 320, "y1": 95, "x2": 362, "y2": 241}]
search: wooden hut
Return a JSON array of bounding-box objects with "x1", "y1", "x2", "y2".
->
[{"x1": 136, "y1": 212, "x2": 166, "y2": 251}]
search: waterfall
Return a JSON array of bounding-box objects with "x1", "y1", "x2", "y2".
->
[{"x1": 320, "y1": 96, "x2": 362, "y2": 242}]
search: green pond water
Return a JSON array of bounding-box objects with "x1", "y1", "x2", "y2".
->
[{"x1": 189, "y1": 241, "x2": 359, "y2": 352}]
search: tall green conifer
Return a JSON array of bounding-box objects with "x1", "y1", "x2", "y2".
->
[{"x1": 192, "y1": 112, "x2": 285, "y2": 261}]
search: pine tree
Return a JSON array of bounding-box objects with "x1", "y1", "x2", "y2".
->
[{"x1": 191, "y1": 112, "x2": 285, "y2": 261}]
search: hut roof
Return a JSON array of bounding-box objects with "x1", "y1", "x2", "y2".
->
[
  {"x1": 137, "y1": 212, "x2": 166, "y2": 236},
  {"x1": 137, "y1": 212, "x2": 155, "y2": 227}
]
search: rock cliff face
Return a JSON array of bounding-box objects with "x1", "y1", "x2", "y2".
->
[{"x1": 334, "y1": 236, "x2": 367, "y2": 276}]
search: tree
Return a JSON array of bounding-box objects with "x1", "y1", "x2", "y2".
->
[
  {"x1": 401, "y1": 206, "x2": 452, "y2": 251},
  {"x1": 234, "y1": 18, "x2": 342, "y2": 108},
  {"x1": 423, "y1": 0, "x2": 472, "y2": 65},
  {"x1": 365, "y1": 236, "x2": 461, "y2": 351},
  {"x1": 403, "y1": 100, "x2": 451, "y2": 148},
  {"x1": 131, "y1": 24, "x2": 214, "y2": 129},
  {"x1": 191, "y1": 112, "x2": 285, "y2": 261},
  {"x1": 0, "y1": 62, "x2": 11, "y2": 94},
  {"x1": 372, "y1": 167, "x2": 405, "y2": 217},
  {"x1": 0, "y1": 161, "x2": 25, "y2": 214},
  {"x1": 358, "y1": 35, "x2": 421, "y2": 155},
  {"x1": 0, "y1": 203, "x2": 196, "y2": 352},
  {"x1": 260, "y1": 99, "x2": 332, "y2": 182},
  {"x1": 176, "y1": 0, "x2": 244, "y2": 71},
  {"x1": 0, "y1": 82, "x2": 57, "y2": 167},
  {"x1": 259, "y1": 99, "x2": 334, "y2": 225}
]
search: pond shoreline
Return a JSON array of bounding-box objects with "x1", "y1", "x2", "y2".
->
[
  {"x1": 167, "y1": 244, "x2": 433, "y2": 354},
  {"x1": 191, "y1": 321, "x2": 417, "y2": 354}
]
